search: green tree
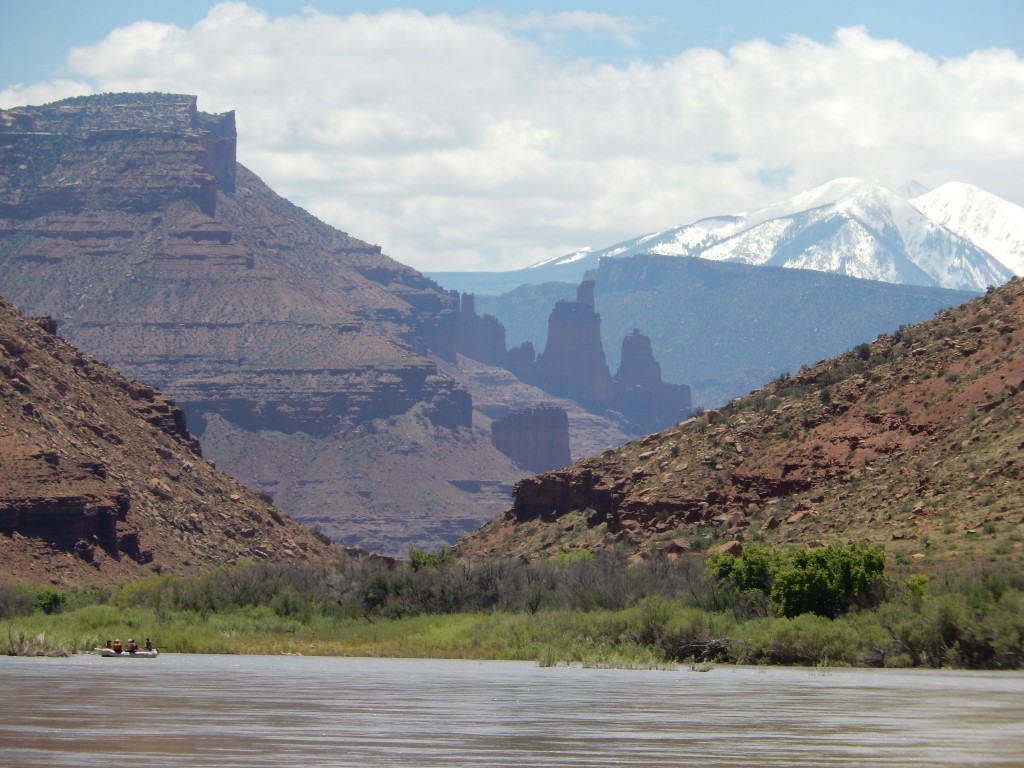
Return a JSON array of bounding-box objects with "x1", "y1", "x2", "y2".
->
[
  {"x1": 34, "y1": 587, "x2": 67, "y2": 615},
  {"x1": 707, "y1": 544, "x2": 782, "y2": 594},
  {"x1": 708, "y1": 543, "x2": 887, "y2": 619},
  {"x1": 408, "y1": 547, "x2": 454, "y2": 571},
  {"x1": 770, "y1": 545, "x2": 887, "y2": 618}
]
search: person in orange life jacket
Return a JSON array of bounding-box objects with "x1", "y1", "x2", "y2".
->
[{"x1": 112, "y1": 639, "x2": 123, "y2": 653}]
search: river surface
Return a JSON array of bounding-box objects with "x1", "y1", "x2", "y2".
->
[{"x1": 1, "y1": 654, "x2": 1022, "y2": 767}]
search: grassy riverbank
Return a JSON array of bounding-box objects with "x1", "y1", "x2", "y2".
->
[{"x1": 4, "y1": 548, "x2": 1023, "y2": 668}]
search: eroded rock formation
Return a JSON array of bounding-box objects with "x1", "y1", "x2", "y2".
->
[
  {"x1": 457, "y1": 293, "x2": 506, "y2": 367},
  {"x1": 613, "y1": 329, "x2": 693, "y2": 435},
  {"x1": 458, "y1": 278, "x2": 691, "y2": 436},
  {"x1": 535, "y1": 280, "x2": 614, "y2": 408}
]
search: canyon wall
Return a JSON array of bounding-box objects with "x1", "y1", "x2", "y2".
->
[{"x1": 0, "y1": 93, "x2": 518, "y2": 556}]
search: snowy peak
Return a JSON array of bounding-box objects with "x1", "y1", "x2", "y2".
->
[
  {"x1": 530, "y1": 246, "x2": 594, "y2": 269},
  {"x1": 530, "y1": 178, "x2": 1019, "y2": 293},
  {"x1": 911, "y1": 183, "x2": 1024, "y2": 276},
  {"x1": 695, "y1": 181, "x2": 938, "y2": 285},
  {"x1": 895, "y1": 179, "x2": 931, "y2": 199},
  {"x1": 742, "y1": 177, "x2": 869, "y2": 226}
]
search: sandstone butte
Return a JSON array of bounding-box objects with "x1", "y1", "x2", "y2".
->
[
  {"x1": 0, "y1": 296, "x2": 355, "y2": 588},
  {"x1": 0, "y1": 92, "x2": 692, "y2": 558},
  {"x1": 455, "y1": 277, "x2": 1024, "y2": 567}
]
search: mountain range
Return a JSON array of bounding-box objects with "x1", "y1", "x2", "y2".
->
[
  {"x1": 428, "y1": 178, "x2": 1023, "y2": 295},
  {"x1": 2, "y1": 93, "x2": 668, "y2": 558},
  {"x1": 428, "y1": 177, "x2": 1020, "y2": 408}
]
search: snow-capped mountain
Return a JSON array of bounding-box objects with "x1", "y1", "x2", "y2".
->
[
  {"x1": 527, "y1": 178, "x2": 1021, "y2": 293},
  {"x1": 911, "y1": 182, "x2": 1024, "y2": 276}
]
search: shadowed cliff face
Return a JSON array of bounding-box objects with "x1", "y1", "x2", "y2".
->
[
  {"x1": 456, "y1": 278, "x2": 1024, "y2": 565},
  {"x1": 0, "y1": 93, "x2": 522, "y2": 557},
  {"x1": 490, "y1": 405, "x2": 572, "y2": 473}
]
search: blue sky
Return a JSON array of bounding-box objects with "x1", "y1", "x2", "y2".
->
[
  {"x1": 6, "y1": 0, "x2": 1021, "y2": 85},
  {"x1": 2, "y1": 2, "x2": 1023, "y2": 271}
]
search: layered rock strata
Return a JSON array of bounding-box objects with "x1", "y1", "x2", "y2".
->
[
  {"x1": 0, "y1": 297, "x2": 342, "y2": 587},
  {"x1": 0, "y1": 93, "x2": 517, "y2": 556}
]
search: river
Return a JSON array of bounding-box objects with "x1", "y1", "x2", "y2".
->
[{"x1": 1, "y1": 654, "x2": 1022, "y2": 766}]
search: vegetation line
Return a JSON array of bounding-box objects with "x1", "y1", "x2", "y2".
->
[{"x1": 3, "y1": 546, "x2": 1022, "y2": 669}]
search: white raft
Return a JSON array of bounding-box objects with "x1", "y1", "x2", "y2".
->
[{"x1": 97, "y1": 648, "x2": 159, "y2": 658}]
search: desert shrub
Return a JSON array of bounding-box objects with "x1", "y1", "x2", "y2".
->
[
  {"x1": 729, "y1": 611, "x2": 893, "y2": 666},
  {"x1": 351, "y1": 547, "x2": 713, "y2": 618},
  {"x1": 0, "y1": 585, "x2": 36, "y2": 618},
  {"x1": 660, "y1": 607, "x2": 737, "y2": 661},
  {"x1": 983, "y1": 589, "x2": 1024, "y2": 668},
  {"x1": 881, "y1": 580, "x2": 1024, "y2": 669}
]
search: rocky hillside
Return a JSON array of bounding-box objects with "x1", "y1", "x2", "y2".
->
[
  {"x1": 0, "y1": 297, "x2": 342, "y2": 588},
  {"x1": 0, "y1": 92, "x2": 532, "y2": 556},
  {"x1": 456, "y1": 277, "x2": 1024, "y2": 565}
]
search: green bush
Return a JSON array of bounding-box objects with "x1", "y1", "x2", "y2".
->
[
  {"x1": 772, "y1": 545, "x2": 887, "y2": 618},
  {"x1": 0, "y1": 585, "x2": 36, "y2": 618},
  {"x1": 408, "y1": 547, "x2": 454, "y2": 571},
  {"x1": 34, "y1": 587, "x2": 67, "y2": 615},
  {"x1": 708, "y1": 543, "x2": 887, "y2": 619}
]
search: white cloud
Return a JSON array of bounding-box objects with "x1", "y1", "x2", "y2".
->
[{"x1": 4, "y1": 4, "x2": 1024, "y2": 272}]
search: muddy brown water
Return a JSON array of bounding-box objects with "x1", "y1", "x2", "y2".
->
[{"x1": 1, "y1": 655, "x2": 1022, "y2": 766}]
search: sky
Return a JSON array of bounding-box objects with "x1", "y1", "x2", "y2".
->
[{"x1": 3, "y1": 2, "x2": 1024, "y2": 272}]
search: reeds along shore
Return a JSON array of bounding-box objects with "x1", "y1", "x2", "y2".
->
[{"x1": 3, "y1": 549, "x2": 1023, "y2": 669}]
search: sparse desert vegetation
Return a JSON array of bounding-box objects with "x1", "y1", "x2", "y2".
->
[{"x1": 4, "y1": 548, "x2": 1022, "y2": 669}]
